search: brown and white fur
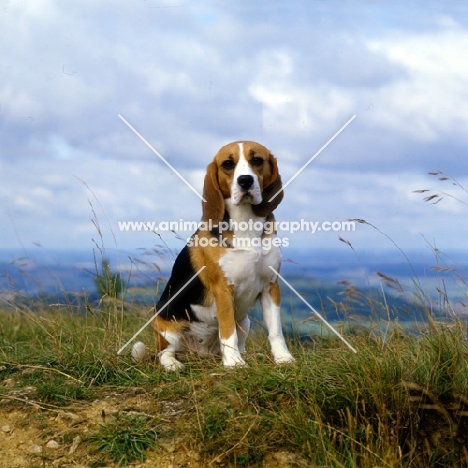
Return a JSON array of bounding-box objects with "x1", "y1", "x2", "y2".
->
[{"x1": 132, "y1": 141, "x2": 294, "y2": 370}]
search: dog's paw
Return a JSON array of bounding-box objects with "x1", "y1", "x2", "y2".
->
[
  {"x1": 162, "y1": 361, "x2": 186, "y2": 372},
  {"x1": 274, "y1": 353, "x2": 296, "y2": 364},
  {"x1": 131, "y1": 341, "x2": 149, "y2": 363},
  {"x1": 159, "y1": 351, "x2": 185, "y2": 372},
  {"x1": 222, "y1": 355, "x2": 247, "y2": 368}
]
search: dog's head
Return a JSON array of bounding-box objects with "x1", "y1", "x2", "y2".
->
[{"x1": 202, "y1": 141, "x2": 283, "y2": 225}]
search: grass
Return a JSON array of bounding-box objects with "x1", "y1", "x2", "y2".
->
[
  {"x1": 1, "y1": 300, "x2": 468, "y2": 467},
  {"x1": 88, "y1": 411, "x2": 161, "y2": 466},
  {"x1": 1, "y1": 192, "x2": 468, "y2": 466}
]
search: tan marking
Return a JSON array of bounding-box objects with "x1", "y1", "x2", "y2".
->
[
  {"x1": 269, "y1": 281, "x2": 281, "y2": 306},
  {"x1": 188, "y1": 238, "x2": 238, "y2": 339},
  {"x1": 201, "y1": 162, "x2": 225, "y2": 224},
  {"x1": 151, "y1": 315, "x2": 181, "y2": 351},
  {"x1": 214, "y1": 284, "x2": 236, "y2": 339}
]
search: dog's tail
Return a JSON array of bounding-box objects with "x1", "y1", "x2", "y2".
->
[{"x1": 131, "y1": 341, "x2": 149, "y2": 363}]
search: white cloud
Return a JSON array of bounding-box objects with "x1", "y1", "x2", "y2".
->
[
  {"x1": 1, "y1": 1, "x2": 467, "y2": 251},
  {"x1": 367, "y1": 25, "x2": 468, "y2": 141},
  {"x1": 248, "y1": 47, "x2": 355, "y2": 135}
]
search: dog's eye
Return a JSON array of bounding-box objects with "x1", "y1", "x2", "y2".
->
[
  {"x1": 251, "y1": 157, "x2": 264, "y2": 167},
  {"x1": 221, "y1": 160, "x2": 235, "y2": 170}
]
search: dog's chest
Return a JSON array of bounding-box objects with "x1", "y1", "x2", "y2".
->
[{"x1": 219, "y1": 244, "x2": 281, "y2": 315}]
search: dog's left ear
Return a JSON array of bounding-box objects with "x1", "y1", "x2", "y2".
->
[
  {"x1": 252, "y1": 153, "x2": 284, "y2": 217},
  {"x1": 201, "y1": 161, "x2": 225, "y2": 226}
]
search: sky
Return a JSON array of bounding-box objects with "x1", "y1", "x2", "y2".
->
[{"x1": 1, "y1": 0, "x2": 468, "y2": 260}]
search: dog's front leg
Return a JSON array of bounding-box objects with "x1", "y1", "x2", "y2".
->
[
  {"x1": 215, "y1": 286, "x2": 246, "y2": 367},
  {"x1": 261, "y1": 282, "x2": 295, "y2": 364}
]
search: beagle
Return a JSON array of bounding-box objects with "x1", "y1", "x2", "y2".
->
[{"x1": 133, "y1": 141, "x2": 295, "y2": 370}]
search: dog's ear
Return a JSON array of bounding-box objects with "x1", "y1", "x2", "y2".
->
[
  {"x1": 201, "y1": 161, "x2": 225, "y2": 225},
  {"x1": 253, "y1": 153, "x2": 283, "y2": 217}
]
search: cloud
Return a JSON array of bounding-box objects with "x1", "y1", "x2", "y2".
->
[
  {"x1": 1, "y1": 154, "x2": 203, "y2": 249},
  {"x1": 1, "y1": 1, "x2": 467, "y2": 251},
  {"x1": 367, "y1": 25, "x2": 468, "y2": 142}
]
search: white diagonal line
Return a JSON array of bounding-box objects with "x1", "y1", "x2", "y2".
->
[
  {"x1": 117, "y1": 265, "x2": 206, "y2": 355},
  {"x1": 118, "y1": 114, "x2": 206, "y2": 202},
  {"x1": 268, "y1": 114, "x2": 356, "y2": 202},
  {"x1": 269, "y1": 266, "x2": 357, "y2": 353}
]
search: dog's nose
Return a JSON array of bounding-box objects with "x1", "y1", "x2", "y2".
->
[{"x1": 237, "y1": 175, "x2": 254, "y2": 190}]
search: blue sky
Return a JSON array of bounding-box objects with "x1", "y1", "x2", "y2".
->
[{"x1": 1, "y1": 0, "x2": 468, "y2": 257}]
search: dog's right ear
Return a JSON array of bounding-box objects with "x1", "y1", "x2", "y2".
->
[
  {"x1": 252, "y1": 153, "x2": 283, "y2": 217},
  {"x1": 201, "y1": 161, "x2": 225, "y2": 226}
]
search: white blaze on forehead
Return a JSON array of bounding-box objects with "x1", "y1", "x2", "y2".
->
[
  {"x1": 237, "y1": 143, "x2": 252, "y2": 175},
  {"x1": 234, "y1": 142, "x2": 253, "y2": 176}
]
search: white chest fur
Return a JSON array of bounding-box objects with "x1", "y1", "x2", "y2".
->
[
  {"x1": 217, "y1": 199, "x2": 281, "y2": 319},
  {"x1": 219, "y1": 242, "x2": 281, "y2": 319}
]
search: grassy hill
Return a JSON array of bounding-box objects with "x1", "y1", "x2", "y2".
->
[
  {"x1": 1, "y1": 244, "x2": 468, "y2": 466},
  {"x1": 1, "y1": 298, "x2": 468, "y2": 467}
]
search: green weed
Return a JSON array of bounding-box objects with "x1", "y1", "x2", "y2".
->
[{"x1": 88, "y1": 412, "x2": 160, "y2": 466}]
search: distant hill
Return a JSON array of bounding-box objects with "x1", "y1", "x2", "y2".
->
[{"x1": 1, "y1": 248, "x2": 466, "y2": 331}]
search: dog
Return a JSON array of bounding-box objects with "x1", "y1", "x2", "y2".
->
[{"x1": 132, "y1": 141, "x2": 295, "y2": 370}]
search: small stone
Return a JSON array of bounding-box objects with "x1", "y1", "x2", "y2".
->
[
  {"x1": 52, "y1": 459, "x2": 66, "y2": 467},
  {"x1": 2, "y1": 425, "x2": 12, "y2": 433},
  {"x1": 188, "y1": 450, "x2": 201, "y2": 461},
  {"x1": 11, "y1": 386, "x2": 37, "y2": 398},
  {"x1": 3, "y1": 378, "x2": 16, "y2": 388},
  {"x1": 68, "y1": 435, "x2": 81, "y2": 454},
  {"x1": 10, "y1": 457, "x2": 28, "y2": 468},
  {"x1": 46, "y1": 440, "x2": 59, "y2": 449},
  {"x1": 28, "y1": 444, "x2": 42, "y2": 454},
  {"x1": 160, "y1": 441, "x2": 176, "y2": 453},
  {"x1": 56, "y1": 411, "x2": 82, "y2": 425}
]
